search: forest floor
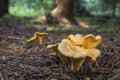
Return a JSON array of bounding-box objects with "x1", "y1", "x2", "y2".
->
[{"x1": 0, "y1": 17, "x2": 120, "y2": 80}]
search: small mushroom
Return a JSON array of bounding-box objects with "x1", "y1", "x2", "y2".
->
[{"x1": 27, "y1": 32, "x2": 48, "y2": 46}]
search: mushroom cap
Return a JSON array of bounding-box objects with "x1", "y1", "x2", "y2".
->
[
  {"x1": 58, "y1": 34, "x2": 102, "y2": 60},
  {"x1": 47, "y1": 34, "x2": 102, "y2": 61},
  {"x1": 58, "y1": 39, "x2": 88, "y2": 58},
  {"x1": 87, "y1": 48, "x2": 100, "y2": 61},
  {"x1": 67, "y1": 34, "x2": 84, "y2": 46},
  {"x1": 35, "y1": 32, "x2": 48, "y2": 36},
  {"x1": 27, "y1": 32, "x2": 48, "y2": 42},
  {"x1": 47, "y1": 44, "x2": 59, "y2": 52},
  {"x1": 82, "y1": 34, "x2": 102, "y2": 49}
]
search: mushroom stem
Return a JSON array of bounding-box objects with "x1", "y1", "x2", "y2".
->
[
  {"x1": 47, "y1": 44, "x2": 69, "y2": 64},
  {"x1": 70, "y1": 58, "x2": 85, "y2": 72},
  {"x1": 39, "y1": 37, "x2": 44, "y2": 44},
  {"x1": 58, "y1": 53, "x2": 69, "y2": 64}
]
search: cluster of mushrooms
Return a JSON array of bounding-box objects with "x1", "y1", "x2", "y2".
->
[{"x1": 27, "y1": 32, "x2": 102, "y2": 72}]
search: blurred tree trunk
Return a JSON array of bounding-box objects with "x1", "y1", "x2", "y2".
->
[
  {"x1": 49, "y1": 0, "x2": 75, "y2": 24},
  {"x1": 35, "y1": 0, "x2": 89, "y2": 29},
  {"x1": 103, "y1": 0, "x2": 119, "y2": 17},
  {"x1": 0, "y1": 0, "x2": 9, "y2": 17},
  {"x1": 112, "y1": 0, "x2": 118, "y2": 17}
]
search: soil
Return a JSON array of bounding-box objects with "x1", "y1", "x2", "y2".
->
[{"x1": 0, "y1": 20, "x2": 120, "y2": 80}]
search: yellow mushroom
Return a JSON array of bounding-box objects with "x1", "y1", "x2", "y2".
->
[
  {"x1": 58, "y1": 39, "x2": 88, "y2": 72},
  {"x1": 27, "y1": 32, "x2": 48, "y2": 46},
  {"x1": 47, "y1": 34, "x2": 102, "y2": 72}
]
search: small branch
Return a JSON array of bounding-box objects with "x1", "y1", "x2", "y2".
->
[
  {"x1": 0, "y1": 71, "x2": 4, "y2": 80},
  {"x1": 8, "y1": 36, "x2": 22, "y2": 40}
]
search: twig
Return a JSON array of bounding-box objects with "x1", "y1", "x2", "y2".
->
[
  {"x1": 7, "y1": 36, "x2": 22, "y2": 40},
  {"x1": 114, "y1": 32, "x2": 120, "y2": 38},
  {"x1": 0, "y1": 71, "x2": 4, "y2": 80}
]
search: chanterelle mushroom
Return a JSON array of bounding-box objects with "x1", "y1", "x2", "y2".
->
[
  {"x1": 27, "y1": 32, "x2": 48, "y2": 46},
  {"x1": 47, "y1": 34, "x2": 102, "y2": 72}
]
